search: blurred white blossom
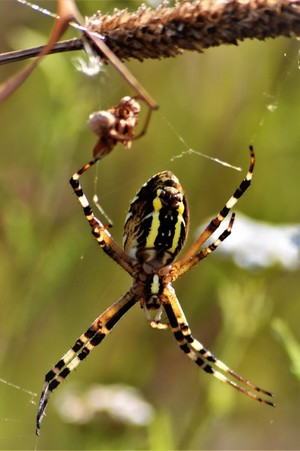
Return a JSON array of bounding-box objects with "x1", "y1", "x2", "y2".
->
[
  {"x1": 55, "y1": 384, "x2": 154, "y2": 427},
  {"x1": 197, "y1": 213, "x2": 300, "y2": 270}
]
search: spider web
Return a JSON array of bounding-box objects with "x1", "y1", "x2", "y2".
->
[{"x1": 1, "y1": 1, "x2": 300, "y2": 450}]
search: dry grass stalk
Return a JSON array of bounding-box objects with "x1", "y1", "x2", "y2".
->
[{"x1": 86, "y1": 0, "x2": 300, "y2": 61}]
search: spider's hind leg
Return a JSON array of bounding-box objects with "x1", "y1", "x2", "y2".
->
[
  {"x1": 175, "y1": 146, "x2": 255, "y2": 277},
  {"x1": 69, "y1": 159, "x2": 135, "y2": 276}
]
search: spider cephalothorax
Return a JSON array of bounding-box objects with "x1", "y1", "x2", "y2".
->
[{"x1": 36, "y1": 146, "x2": 274, "y2": 435}]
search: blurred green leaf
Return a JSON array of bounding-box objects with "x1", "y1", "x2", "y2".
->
[{"x1": 272, "y1": 318, "x2": 300, "y2": 382}]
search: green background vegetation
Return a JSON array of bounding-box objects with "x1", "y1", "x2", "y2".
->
[{"x1": 0, "y1": 1, "x2": 299, "y2": 449}]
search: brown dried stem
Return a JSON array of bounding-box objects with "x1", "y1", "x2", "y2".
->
[
  {"x1": 87, "y1": 0, "x2": 300, "y2": 61},
  {"x1": 1, "y1": 0, "x2": 299, "y2": 65}
]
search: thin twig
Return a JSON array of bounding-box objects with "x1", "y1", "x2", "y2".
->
[
  {"x1": 1, "y1": 0, "x2": 299, "y2": 65},
  {"x1": 0, "y1": 39, "x2": 82, "y2": 65}
]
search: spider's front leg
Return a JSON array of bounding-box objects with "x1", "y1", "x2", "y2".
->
[
  {"x1": 162, "y1": 285, "x2": 274, "y2": 407},
  {"x1": 36, "y1": 290, "x2": 137, "y2": 435}
]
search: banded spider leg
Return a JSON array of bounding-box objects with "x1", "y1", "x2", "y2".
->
[{"x1": 162, "y1": 286, "x2": 274, "y2": 406}]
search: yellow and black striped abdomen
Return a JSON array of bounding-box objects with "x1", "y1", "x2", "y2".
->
[{"x1": 123, "y1": 171, "x2": 189, "y2": 267}]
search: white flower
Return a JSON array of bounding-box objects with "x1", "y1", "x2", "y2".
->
[{"x1": 197, "y1": 213, "x2": 300, "y2": 270}]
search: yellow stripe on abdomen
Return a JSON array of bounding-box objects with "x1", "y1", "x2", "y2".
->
[{"x1": 145, "y1": 193, "x2": 163, "y2": 249}]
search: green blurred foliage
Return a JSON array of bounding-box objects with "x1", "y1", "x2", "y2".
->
[{"x1": 0, "y1": 1, "x2": 299, "y2": 449}]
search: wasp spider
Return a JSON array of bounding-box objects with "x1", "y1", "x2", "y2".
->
[{"x1": 36, "y1": 146, "x2": 274, "y2": 435}]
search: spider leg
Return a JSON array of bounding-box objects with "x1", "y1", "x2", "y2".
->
[
  {"x1": 162, "y1": 286, "x2": 274, "y2": 406},
  {"x1": 70, "y1": 159, "x2": 136, "y2": 276},
  {"x1": 175, "y1": 146, "x2": 255, "y2": 276},
  {"x1": 173, "y1": 213, "x2": 235, "y2": 280},
  {"x1": 36, "y1": 290, "x2": 137, "y2": 435}
]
